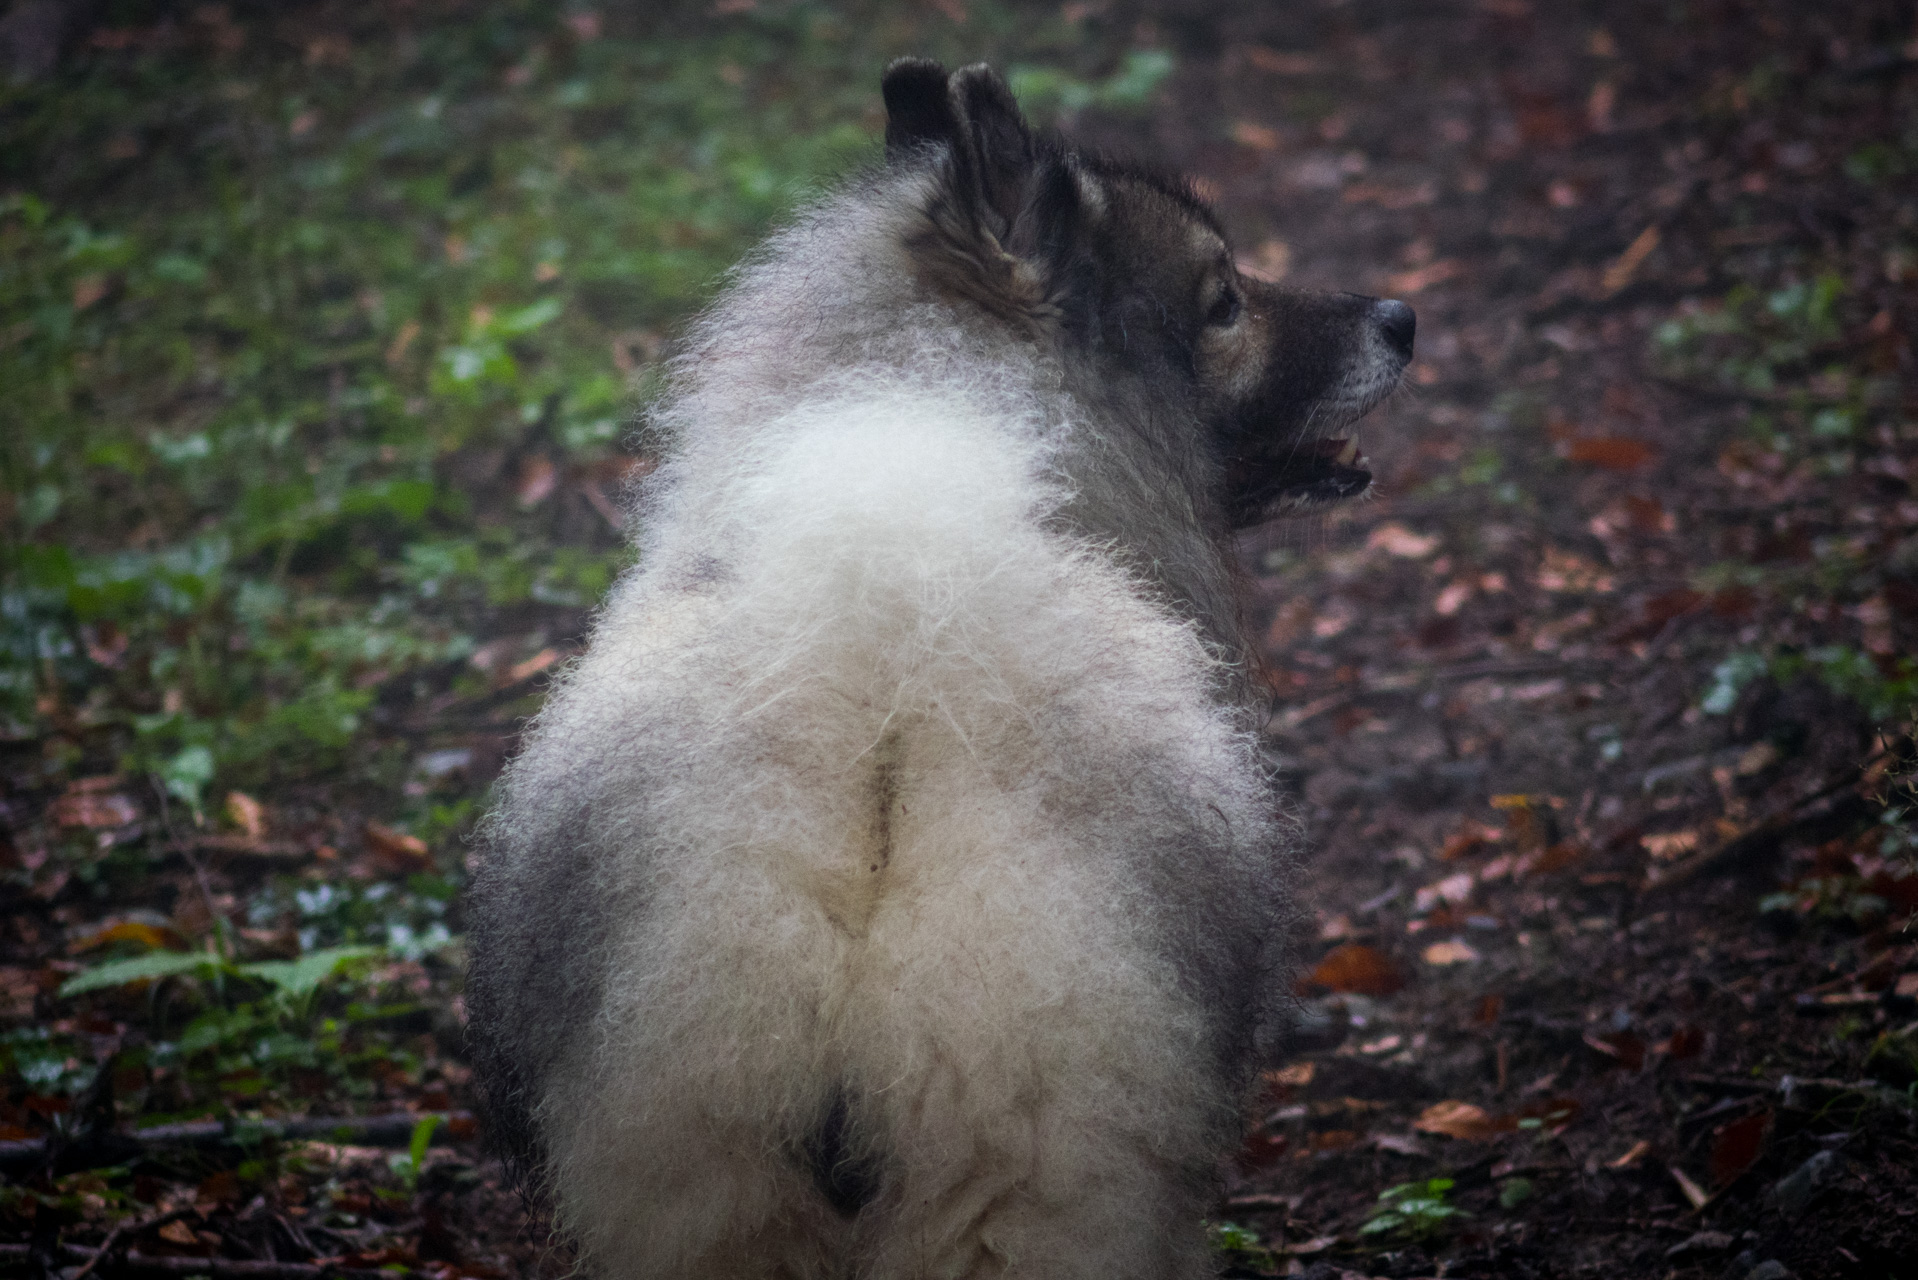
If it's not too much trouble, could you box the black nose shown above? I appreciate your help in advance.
[1374,299,1416,359]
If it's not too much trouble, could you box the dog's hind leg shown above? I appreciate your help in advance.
[539,916,862,1280]
[843,832,1229,1280]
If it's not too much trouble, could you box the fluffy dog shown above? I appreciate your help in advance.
[466,58,1412,1280]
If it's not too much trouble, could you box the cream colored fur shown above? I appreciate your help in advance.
[472,161,1301,1280]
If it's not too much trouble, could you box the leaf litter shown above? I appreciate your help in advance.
[4,2,1918,1280]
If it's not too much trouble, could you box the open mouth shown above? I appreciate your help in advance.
[1265,434,1373,511]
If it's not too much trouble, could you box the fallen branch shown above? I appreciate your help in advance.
[1640,760,1878,892]
[0,1244,394,1280]
[0,1111,475,1176]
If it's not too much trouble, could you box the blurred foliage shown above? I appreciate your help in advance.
[1,0,1171,1127]
[0,0,1164,807]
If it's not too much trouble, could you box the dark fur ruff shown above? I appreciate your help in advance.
[466,58,1408,1280]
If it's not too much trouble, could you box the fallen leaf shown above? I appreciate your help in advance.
[70,919,188,953]
[1422,939,1481,966]
[508,647,562,682]
[1709,1109,1771,1187]
[1439,821,1502,861]
[1309,1129,1359,1151]
[1304,943,1406,996]
[51,780,140,829]
[156,1221,202,1248]
[1669,1164,1710,1211]
[1367,522,1440,558]
[363,822,430,871]
[516,455,558,507]
[1384,258,1465,294]
[1534,547,1615,592]
[1415,1099,1512,1140]
[1641,830,1701,861]
[1564,436,1657,469]
[1265,1062,1316,1089]
[1414,872,1475,913]
[1275,1235,1337,1256]
[225,791,266,840]
[1608,1139,1653,1169]
[1472,994,1504,1026]
[1661,1024,1707,1060]
[1601,224,1661,295]
[1230,120,1281,151]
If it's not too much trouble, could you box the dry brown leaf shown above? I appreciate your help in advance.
[516,455,558,507]
[1230,120,1281,151]
[1709,1109,1771,1187]
[363,822,431,872]
[51,780,139,829]
[225,790,266,840]
[1564,436,1657,469]
[1366,522,1440,558]
[508,647,562,682]
[1422,939,1482,966]
[1265,1062,1315,1089]
[1641,830,1702,861]
[1607,1138,1653,1169]
[1414,1099,1512,1140]
[1384,259,1464,294]
[70,919,188,954]
[1602,224,1661,294]
[1304,943,1406,996]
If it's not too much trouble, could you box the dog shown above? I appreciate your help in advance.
[465,57,1411,1280]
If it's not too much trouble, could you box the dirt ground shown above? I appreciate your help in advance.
[4,1,1916,1278]
[1127,1,1918,1276]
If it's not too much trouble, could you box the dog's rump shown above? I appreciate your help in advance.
[468,389,1292,1276]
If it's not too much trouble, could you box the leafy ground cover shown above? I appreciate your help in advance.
[2,1,1915,1278]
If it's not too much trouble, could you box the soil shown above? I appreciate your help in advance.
[1120,1,1918,1276]
[4,1,1915,1279]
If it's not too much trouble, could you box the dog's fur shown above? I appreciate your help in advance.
[466,59,1410,1280]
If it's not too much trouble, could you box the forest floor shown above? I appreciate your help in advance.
[2,2,1915,1279]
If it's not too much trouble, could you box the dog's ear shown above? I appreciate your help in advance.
[883,59,1034,241]
[885,59,1083,329]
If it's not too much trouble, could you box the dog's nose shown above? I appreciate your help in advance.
[1373,299,1416,359]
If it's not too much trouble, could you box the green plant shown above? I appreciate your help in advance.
[1204,1220,1274,1270]
[389,1114,442,1192]
[1358,1177,1469,1240]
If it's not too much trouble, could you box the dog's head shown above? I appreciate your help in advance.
[882,58,1412,529]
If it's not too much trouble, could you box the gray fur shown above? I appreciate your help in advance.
[466,59,1408,1280]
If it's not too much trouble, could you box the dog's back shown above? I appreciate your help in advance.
[468,57,1409,1280]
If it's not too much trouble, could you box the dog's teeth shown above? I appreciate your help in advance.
[1334,438,1359,466]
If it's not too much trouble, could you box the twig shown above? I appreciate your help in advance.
[70,1210,196,1280]
[0,1244,394,1280]
[0,1111,474,1176]
[1640,754,1881,891]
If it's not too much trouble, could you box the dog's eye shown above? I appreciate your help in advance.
[1206,288,1241,327]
